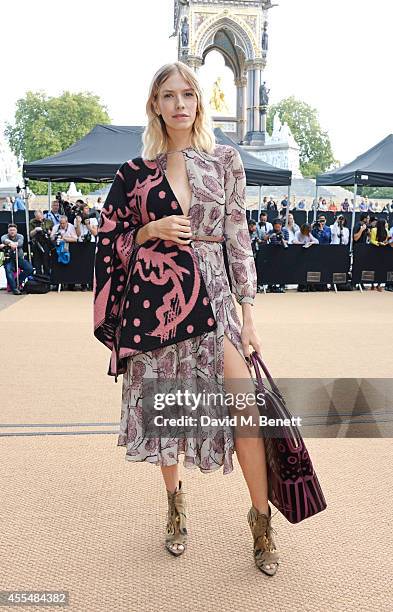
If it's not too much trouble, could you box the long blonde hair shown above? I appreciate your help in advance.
[142,62,216,160]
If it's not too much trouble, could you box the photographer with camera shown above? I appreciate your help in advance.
[266,218,289,293]
[0,224,34,295]
[256,211,272,244]
[50,215,78,245]
[74,203,98,243]
[353,212,370,244]
[312,216,331,244]
[266,218,289,248]
[50,215,77,290]
[53,191,76,223]
[330,214,349,245]
[29,210,54,275]
[74,202,98,291]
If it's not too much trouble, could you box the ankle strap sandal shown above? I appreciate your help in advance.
[247,504,280,576]
[165,480,188,557]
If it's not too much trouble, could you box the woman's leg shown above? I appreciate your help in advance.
[161,464,185,554]
[223,334,280,574]
[161,464,179,494]
[223,334,269,515]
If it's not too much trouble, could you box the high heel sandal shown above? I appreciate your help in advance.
[165,480,188,557]
[247,504,280,576]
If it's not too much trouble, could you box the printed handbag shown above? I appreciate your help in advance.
[250,350,327,524]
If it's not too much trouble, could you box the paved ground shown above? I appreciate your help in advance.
[0,289,392,612]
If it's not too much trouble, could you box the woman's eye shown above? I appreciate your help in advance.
[185,92,194,97]
[164,94,172,98]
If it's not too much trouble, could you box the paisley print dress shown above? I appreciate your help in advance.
[94,144,257,475]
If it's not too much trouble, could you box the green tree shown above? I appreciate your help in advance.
[5,91,111,195]
[266,96,337,177]
[344,185,393,201]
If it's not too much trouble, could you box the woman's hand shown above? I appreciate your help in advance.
[150,215,193,245]
[240,318,263,361]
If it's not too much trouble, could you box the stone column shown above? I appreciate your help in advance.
[235,76,247,143]
[253,67,261,135]
[244,59,266,144]
[245,61,254,135]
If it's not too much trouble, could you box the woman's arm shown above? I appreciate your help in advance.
[223,147,262,357]
[94,162,143,350]
[223,147,257,307]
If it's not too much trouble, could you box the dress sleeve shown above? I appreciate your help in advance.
[223,146,257,306]
[93,161,143,350]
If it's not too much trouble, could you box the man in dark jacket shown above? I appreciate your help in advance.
[0,224,34,294]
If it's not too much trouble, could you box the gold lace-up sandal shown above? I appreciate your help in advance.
[247,504,280,576]
[165,480,188,557]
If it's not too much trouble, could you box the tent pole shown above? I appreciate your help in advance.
[258,186,262,220]
[349,182,358,256]
[314,184,318,224]
[286,185,291,227]
[23,180,32,263]
[48,180,52,210]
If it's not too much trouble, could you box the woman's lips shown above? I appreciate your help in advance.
[173,115,189,119]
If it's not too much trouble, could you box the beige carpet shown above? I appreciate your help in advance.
[0,289,392,612]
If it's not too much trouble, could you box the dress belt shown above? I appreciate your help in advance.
[190,235,225,242]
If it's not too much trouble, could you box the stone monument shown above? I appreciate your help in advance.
[171,0,302,177]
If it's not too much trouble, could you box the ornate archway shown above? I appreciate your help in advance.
[172,0,274,143]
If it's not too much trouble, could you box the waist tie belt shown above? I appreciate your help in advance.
[190,235,225,242]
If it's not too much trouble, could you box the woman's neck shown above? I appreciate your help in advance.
[166,130,192,153]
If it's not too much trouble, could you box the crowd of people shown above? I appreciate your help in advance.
[260,195,393,213]
[2,190,393,295]
[0,193,103,295]
[248,211,393,293]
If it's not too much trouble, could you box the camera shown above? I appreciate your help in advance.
[1,244,12,262]
[54,231,63,246]
[32,222,51,252]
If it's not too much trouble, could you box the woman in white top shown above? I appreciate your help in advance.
[330,215,349,245]
[283,212,300,244]
[293,223,319,246]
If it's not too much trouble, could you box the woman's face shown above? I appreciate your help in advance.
[154,71,198,134]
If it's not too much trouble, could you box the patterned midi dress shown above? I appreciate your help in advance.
[94,144,257,475]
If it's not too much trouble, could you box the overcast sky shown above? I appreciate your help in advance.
[2,0,392,164]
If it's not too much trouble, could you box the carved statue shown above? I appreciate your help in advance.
[209,77,229,114]
[259,81,270,107]
[262,22,268,51]
[181,17,189,47]
[171,0,189,38]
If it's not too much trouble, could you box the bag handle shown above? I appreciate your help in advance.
[250,351,284,401]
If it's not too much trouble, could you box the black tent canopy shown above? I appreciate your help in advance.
[23,125,145,183]
[317,134,393,187]
[23,124,292,187]
[316,134,393,253]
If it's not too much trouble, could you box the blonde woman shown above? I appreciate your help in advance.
[94,62,280,575]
